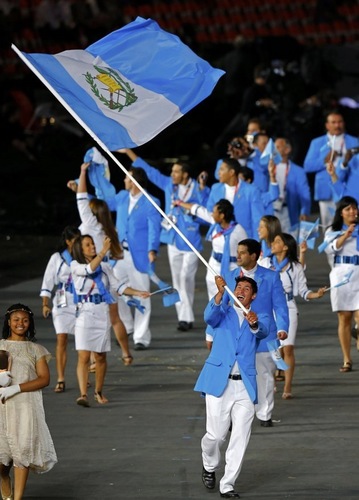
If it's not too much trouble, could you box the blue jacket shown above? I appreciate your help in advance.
[194,299,269,402]
[330,178,359,204]
[223,265,289,353]
[206,181,265,238]
[285,161,311,226]
[334,153,359,203]
[214,152,269,193]
[105,190,161,273]
[247,149,270,193]
[262,183,280,215]
[133,157,209,251]
[303,134,358,200]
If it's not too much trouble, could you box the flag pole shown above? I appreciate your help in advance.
[12,44,248,313]
[329,135,336,162]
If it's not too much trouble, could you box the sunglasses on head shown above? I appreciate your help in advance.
[228,140,243,149]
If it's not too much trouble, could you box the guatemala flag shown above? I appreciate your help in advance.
[12,17,225,150]
[298,218,320,249]
[260,138,282,166]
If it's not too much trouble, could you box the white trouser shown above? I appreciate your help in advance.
[202,380,254,494]
[167,244,198,323]
[274,206,291,233]
[255,351,276,421]
[319,200,336,230]
[120,250,151,347]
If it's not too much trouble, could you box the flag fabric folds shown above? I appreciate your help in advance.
[267,339,289,371]
[333,270,353,289]
[298,218,320,250]
[260,138,282,166]
[325,270,353,292]
[13,17,225,150]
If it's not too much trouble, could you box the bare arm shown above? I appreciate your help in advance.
[335,224,356,250]
[298,240,307,267]
[88,236,112,272]
[122,287,150,298]
[77,162,90,194]
[19,356,50,392]
[42,297,51,318]
[307,287,326,300]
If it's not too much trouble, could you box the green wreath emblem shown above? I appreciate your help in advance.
[84,65,137,111]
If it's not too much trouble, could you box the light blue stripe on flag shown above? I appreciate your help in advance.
[260,138,282,165]
[15,17,225,150]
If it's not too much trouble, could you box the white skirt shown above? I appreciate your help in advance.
[330,264,359,312]
[74,302,111,352]
[51,290,76,334]
[280,303,298,346]
[52,304,76,335]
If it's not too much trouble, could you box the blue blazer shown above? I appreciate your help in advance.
[335,153,359,201]
[206,181,265,238]
[285,161,311,226]
[330,178,359,204]
[303,134,358,200]
[247,149,271,193]
[223,265,289,353]
[194,299,269,402]
[262,183,280,215]
[106,190,161,273]
[134,157,209,251]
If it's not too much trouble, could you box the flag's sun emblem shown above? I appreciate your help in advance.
[84,65,137,111]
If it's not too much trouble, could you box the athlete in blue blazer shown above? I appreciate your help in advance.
[118,148,210,331]
[207,158,265,239]
[220,239,289,427]
[303,112,358,227]
[272,138,312,231]
[304,131,357,201]
[109,189,161,273]
[195,275,269,497]
[195,287,269,402]
[91,167,161,349]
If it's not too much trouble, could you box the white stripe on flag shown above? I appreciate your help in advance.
[54,50,181,145]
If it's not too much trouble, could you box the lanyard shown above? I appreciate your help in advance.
[172,180,193,204]
[81,281,95,301]
[275,162,289,195]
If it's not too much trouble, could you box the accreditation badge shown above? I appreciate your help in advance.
[56,289,67,308]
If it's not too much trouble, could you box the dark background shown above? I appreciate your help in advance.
[1,0,359,242]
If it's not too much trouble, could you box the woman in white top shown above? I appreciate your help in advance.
[257,215,282,261]
[324,196,359,372]
[177,198,247,299]
[71,235,149,406]
[261,233,326,399]
[40,226,80,393]
[73,163,134,366]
